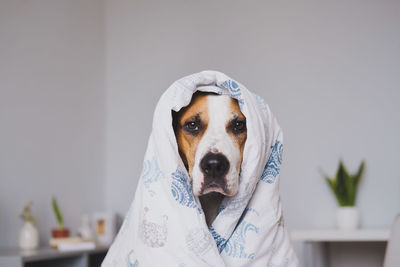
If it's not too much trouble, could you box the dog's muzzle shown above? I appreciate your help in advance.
[199,152,230,194]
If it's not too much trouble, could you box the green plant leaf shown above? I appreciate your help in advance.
[325,176,341,205]
[322,160,365,207]
[336,161,351,206]
[52,197,63,229]
[342,160,356,206]
[354,160,365,187]
[352,160,365,205]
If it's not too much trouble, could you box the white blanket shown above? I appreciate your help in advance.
[102,71,299,267]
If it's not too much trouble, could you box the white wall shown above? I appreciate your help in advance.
[104,0,400,265]
[0,0,105,248]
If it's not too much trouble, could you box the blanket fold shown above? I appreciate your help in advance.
[102,71,299,267]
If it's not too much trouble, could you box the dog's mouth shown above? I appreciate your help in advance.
[200,181,228,196]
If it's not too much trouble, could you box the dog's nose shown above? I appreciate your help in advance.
[200,153,230,178]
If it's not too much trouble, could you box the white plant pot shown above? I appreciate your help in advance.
[19,222,39,250]
[336,206,360,230]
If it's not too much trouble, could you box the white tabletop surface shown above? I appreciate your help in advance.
[291,228,390,242]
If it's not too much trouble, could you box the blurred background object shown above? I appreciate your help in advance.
[324,160,365,229]
[383,214,400,267]
[19,201,39,250]
[1,0,399,266]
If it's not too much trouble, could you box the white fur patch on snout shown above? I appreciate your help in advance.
[192,94,241,197]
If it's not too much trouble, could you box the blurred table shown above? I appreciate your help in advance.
[291,229,390,267]
[0,245,108,267]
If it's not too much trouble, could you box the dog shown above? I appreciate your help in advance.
[173,90,247,226]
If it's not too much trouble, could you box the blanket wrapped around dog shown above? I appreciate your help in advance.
[102,71,299,267]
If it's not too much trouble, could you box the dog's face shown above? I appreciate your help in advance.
[173,91,247,197]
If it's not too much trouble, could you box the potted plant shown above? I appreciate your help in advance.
[19,201,39,250]
[51,197,70,238]
[324,160,365,229]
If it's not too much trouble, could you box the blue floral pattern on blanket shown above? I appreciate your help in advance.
[209,226,227,253]
[224,219,259,259]
[171,168,202,213]
[141,156,163,196]
[127,250,139,267]
[210,208,259,259]
[261,141,283,184]
[219,80,244,108]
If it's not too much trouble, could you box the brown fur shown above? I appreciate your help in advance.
[173,92,209,177]
[228,97,247,170]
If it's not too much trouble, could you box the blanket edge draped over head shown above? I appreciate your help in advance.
[102,70,299,267]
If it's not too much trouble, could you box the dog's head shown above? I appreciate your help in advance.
[173,91,247,197]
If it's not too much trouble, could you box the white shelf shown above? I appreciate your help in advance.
[291,228,390,242]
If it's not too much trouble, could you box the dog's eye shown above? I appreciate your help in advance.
[231,119,246,134]
[187,121,198,130]
[184,121,200,134]
[235,120,245,131]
